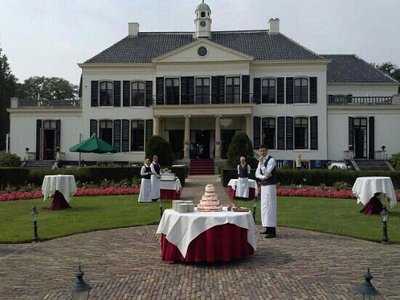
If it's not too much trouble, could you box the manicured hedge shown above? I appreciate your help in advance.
[221,169,400,188]
[0,166,187,189]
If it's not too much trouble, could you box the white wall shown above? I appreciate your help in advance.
[327,84,398,96]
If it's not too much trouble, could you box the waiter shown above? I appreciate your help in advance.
[138,158,152,203]
[236,156,251,198]
[256,144,277,238]
[150,155,161,202]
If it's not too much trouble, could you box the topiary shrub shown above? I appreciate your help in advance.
[227,132,255,168]
[0,152,21,167]
[145,135,174,166]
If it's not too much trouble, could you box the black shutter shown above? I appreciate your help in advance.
[113,81,121,107]
[253,116,261,149]
[123,81,130,107]
[285,117,294,150]
[156,77,164,105]
[211,76,225,104]
[145,81,153,106]
[277,117,285,150]
[277,77,285,104]
[253,78,261,104]
[90,120,98,137]
[36,120,42,160]
[122,120,130,152]
[91,81,98,107]
[369,117,375,159]
[348,117,354,151]
[310,77,317,104]
[181,77,195,104]
[145,119,153,149]
[310,116,318,150]
[113,120,121,152]
[242,75,250,103]
[55,120,61,151]
[286,77,294,104]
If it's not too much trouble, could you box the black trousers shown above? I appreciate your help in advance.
[265,227,276,235]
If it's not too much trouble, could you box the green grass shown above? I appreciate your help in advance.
[1,196,399,244]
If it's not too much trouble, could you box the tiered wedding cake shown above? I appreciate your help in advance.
[197,184,223,212]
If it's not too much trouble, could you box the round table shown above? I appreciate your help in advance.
[156,209,257,263]
[227,179,258,200]
[159,178,182,200]
[352,177,397,215]
[41,175,77,210]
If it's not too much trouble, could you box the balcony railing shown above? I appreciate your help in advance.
[328,95,393,105]
[153,94,259,106]
[10,97,81,109]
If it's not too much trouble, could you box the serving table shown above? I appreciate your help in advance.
[157,209,256,263]
[227,179,258,200]
[352,176,397,215]
[42,175,77,210]
[160,178,182,200]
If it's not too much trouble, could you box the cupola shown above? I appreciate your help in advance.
[194,0,212,38]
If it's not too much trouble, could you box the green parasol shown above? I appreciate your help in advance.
[69,135,116,154]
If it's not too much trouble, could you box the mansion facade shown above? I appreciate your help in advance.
[7,1,400,165]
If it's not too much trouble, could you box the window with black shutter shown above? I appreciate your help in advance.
[195,78,210,104]
[294,117,308,149]
[253,78,261,104]
[286,77,294,104]
[145,81,153,106]
[99,81,114,106]
[156,77,164,105]
[262,78,276,104]
[262,117,276,149]
[90,119,98,137]
[121,120,130,152]
[277,78,285,104]
[165,78,180,105]
[91,81,99,107]
[131,120,145,151]
[123,81,130,107]
[113,120,121,152]
[211,76,225,104]
[145,119,153,147]
[286,117,294,150]
[348,117,354,151]
[310,77,317,104]
[99,120,113,145]
[113,81,121,107]
[131,81,145,106]
[36,120,42,160]
[253,116,261,149]
[181,77,195,104]
[55,120,61,151]
[226,77,240,104]
[369,117,375,159]
[310,116,318,150]
[277,117,285,150]
[294,78,308,103]
[242,75,250,103]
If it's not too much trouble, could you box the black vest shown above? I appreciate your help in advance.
[238,164,249,178]
[142,166,151,179]
[260,156,277,186]
[152,163,161,175]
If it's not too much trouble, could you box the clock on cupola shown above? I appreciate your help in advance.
[195,0,212,38]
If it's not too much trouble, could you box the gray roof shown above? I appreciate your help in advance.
[323,54,398,84]
[84,31,323,64]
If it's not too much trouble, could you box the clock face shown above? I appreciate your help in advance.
[200,21,207,27]
[198,47,208,57]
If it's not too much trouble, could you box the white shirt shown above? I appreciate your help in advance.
[256,155,276,180]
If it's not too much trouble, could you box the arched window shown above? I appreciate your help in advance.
[201,11,206,18]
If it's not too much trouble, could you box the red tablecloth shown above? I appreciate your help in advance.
[227,187,256,200]
[160,223,254,263]
[50,191,71,210]
[160,189,181,200]
[361,196,383,215]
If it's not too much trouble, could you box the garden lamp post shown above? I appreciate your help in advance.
[354,268,379,299]
[32,206,39,242]
[71,265,91,300]
[381,208,389,243]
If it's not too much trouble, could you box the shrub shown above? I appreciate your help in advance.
[0,168,30,188]
[0,153,21,167]
[227,132,255,168]
[390,153,400,170]
[145,135,174,166]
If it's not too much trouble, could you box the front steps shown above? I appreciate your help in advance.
[354,160,393,171]
[189,159,215,175]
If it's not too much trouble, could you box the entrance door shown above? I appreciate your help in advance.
[191,130,211,159]
[221,130,236,159]
[351,118,368,159]
[43,129,56,160]
[169,130,184,159]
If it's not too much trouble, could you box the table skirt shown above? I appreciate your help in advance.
[160,189,181,200]
[50,191,71,210]
[361,196,383,215]
[160,224,254,263]
[227,187,256,200]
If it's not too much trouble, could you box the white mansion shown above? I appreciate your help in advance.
[7,1,400,168]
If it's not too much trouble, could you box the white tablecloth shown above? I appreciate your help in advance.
[160,178,182,192]
[156,209,257,257]
[352,177,397,208]
[42,175,77,203]
[228,179,258,196]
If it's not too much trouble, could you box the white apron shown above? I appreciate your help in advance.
[138,178,152,203]
[260,185,277,227]
[151,175,161,200]
[235,178,250,198]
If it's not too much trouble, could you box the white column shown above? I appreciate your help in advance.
[215,115,221,160]
[246,115,252,139]
[184,115,190,160]
[153,117,160,135]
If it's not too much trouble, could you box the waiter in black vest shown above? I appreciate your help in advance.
[256,144,277,238]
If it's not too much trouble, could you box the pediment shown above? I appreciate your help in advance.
[153,39,253,63]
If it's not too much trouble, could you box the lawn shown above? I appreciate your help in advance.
[1,196,399,243]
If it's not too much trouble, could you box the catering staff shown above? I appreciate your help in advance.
[138,158,152,203]
[150,155,161,201]
[255,144,277,238]
[236,156,251,198]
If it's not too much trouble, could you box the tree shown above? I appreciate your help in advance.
[375,62,400,93]
[227,132,257,168]
[18,76,78,101]
[145,135,174,166]
[0,48,17,151]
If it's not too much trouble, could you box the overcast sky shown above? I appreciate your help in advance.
[1,0,399,85]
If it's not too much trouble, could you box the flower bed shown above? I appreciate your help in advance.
[277,186,354,199]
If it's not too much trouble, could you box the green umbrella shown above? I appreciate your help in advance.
[69,135,116,154]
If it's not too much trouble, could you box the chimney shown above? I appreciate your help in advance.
[128,22,139,37]
[269,18,280,33]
